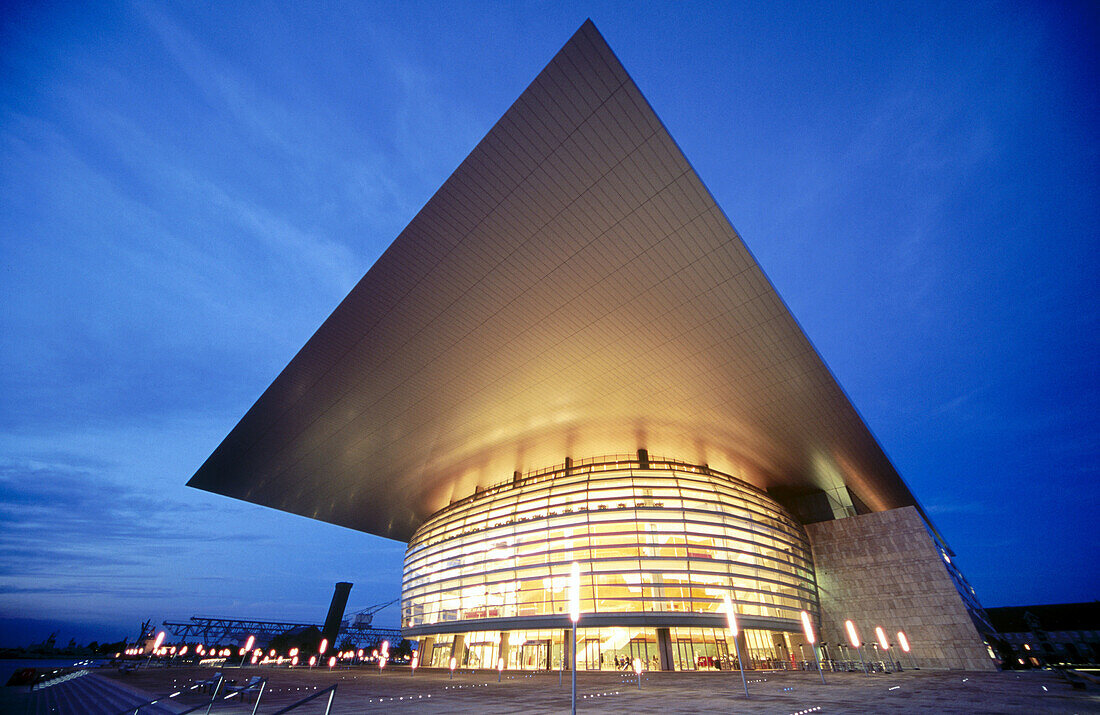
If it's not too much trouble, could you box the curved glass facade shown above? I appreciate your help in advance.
[402,456,817,644]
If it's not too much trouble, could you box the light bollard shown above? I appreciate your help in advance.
[845,620,869,675]
[411,651,418,676]
[449,656,456,679]
[633,657,642,689]
[800,611,826,685]
[498,656,505,682]
[722,592,749,698]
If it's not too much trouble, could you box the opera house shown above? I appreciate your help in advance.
[190,21,998,672]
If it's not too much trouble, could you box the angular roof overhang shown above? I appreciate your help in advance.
[188,20,927,543]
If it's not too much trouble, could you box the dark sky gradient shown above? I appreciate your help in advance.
[1,1,1097,646]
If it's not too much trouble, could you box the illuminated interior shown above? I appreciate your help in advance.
[402,455,817,669]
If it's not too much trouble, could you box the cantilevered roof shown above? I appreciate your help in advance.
[189,20,923,542]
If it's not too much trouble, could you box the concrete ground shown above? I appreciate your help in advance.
[92,664,1099,714]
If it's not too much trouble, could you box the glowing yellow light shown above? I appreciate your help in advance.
[721,592,739,636]
[319,638,328,654]
[289,647,298,657]
[800,611,816,644]
[411,652,419,669]
[633,658,642,675]
[845,620,861,648]
[569,561,581,623]
[153,632,165,650]
[292,656,299,666]
[875,626,889,650]
[498,657,504,671]
[244,635,255,652]
[309,656,316,666]
[357,649,364,658]
[897,631,910,653]
[450,656,457,671]
[328,656,336,668]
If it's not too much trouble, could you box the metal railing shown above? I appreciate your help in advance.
[270,683,337,715]
[111,674,268,715]
[31,669,90,690]
[109,680,205,715]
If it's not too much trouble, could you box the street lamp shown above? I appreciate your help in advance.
[800,611,826,685]
[569,561,580,715]
[411,651,418,677]
[845,620,868,674]
[240,635,254,669]
[897,631,917,669]
[874,627,893,671]
[633,658,642,689]
[449,656,456,679]
[721,592,749,697]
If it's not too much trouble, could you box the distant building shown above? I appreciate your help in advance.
[986,603,1100,667]
[189,21,998,671]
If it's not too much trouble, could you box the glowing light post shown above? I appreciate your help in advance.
[308,655,316,670]
[147,631,165,667]
[722,592,749,698]
[845,620,868,675]
[411,651,419,677]
[449,656,456,680]
[380,640,389,675]
[897,631,917,670]
[800,611,826,685]
[498,656,505,682]
[240,635,255,669]
[569,561,580,715]
[319,638,328,660]
[875,627,894,671]
[633,658,642,690]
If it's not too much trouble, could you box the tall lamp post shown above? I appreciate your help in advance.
[569,561,580,715]
[874,627,893,671]
[845,620,868,674]
[721,593,749,698]
[239,635,255,669]
[897,631,917,670]
[800,611,826,685]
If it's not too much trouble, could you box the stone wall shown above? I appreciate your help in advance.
[806,506,996,671]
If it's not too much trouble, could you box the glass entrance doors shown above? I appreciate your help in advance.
[579,637,601,670]
[521,640,549,670]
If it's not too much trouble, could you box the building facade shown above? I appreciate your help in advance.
[403,455,816,671]
[190,21,998,671]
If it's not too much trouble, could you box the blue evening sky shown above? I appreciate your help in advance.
[1,1,1096,646]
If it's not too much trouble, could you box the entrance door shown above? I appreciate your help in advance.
[521,640,549,670]
[580,638,601,670]
[466,641,495,669]
[675,639,695,670]
[716,639,730,670]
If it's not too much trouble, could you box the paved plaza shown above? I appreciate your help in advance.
[90,664,1099,714]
